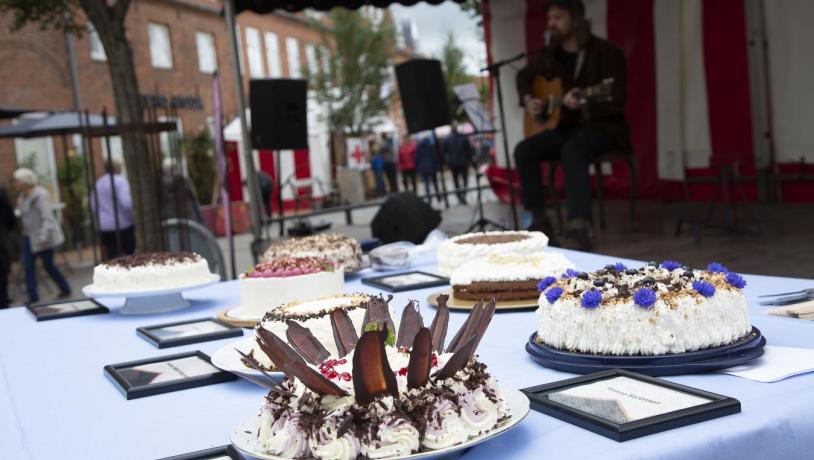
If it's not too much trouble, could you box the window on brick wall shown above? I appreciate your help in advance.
[148,23,173,69]
[264,32,282,77]
[305,44,318,75]
[320,46,331,74]
[235,25,245,74]
[285,37,301,78]
[88,23,106,61]
[245,27,265,78]
[195,31,217,74]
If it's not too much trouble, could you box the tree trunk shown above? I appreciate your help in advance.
[80,0,163,252]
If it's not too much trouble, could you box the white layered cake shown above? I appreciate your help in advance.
[91,251,214,293]
[239,257,345,319]
[450,252,575,301]
[535,261,751,355]
[437,231,549,277]
[263,233,363,272]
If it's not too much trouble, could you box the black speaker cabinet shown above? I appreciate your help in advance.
[249,79,308,150]
[395,59,452,134]
[371,192,441,244]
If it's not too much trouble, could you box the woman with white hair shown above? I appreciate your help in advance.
[12,168,71,304]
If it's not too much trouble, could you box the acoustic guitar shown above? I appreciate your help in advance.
[523,77,615,138]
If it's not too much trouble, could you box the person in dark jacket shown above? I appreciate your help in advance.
[514,0,629,250]
[443,124,474,204]
[0,185,15,308]
[414,134,441,203]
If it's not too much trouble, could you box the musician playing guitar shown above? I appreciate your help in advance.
[514,0,629,250]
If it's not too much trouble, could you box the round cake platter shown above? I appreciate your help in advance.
[230,388,530,460]
[81,274,220,315]
[210,336,283,386]
[525,328,766,377]
[427,289,538,311]
[217,306,262,328]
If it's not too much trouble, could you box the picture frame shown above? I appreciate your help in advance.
[26,298,109,322]
[104,351,236,400]
[361,270,449,292]
[158,445,244,460]
[521,369,740,442]
[137,317,243,349]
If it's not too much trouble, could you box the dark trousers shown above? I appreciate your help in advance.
[22,237,70,303]
[514,126,616,221]
[383,162,399,193]
[421,172,440,201]
[401,170,417,192]
[100,225,136,260]
[0,242,9,308]
[450,166,469,203]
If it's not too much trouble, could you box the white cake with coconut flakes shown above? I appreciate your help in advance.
[436,231,549,277]
[535,261,752,355]
[91,251,215,293]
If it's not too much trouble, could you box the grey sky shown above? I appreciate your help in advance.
[390,3,486,75]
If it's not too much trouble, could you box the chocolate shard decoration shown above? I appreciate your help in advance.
[331,309,359,358]
[286,320,330,365]
[256,327,306,371]
[434,336,477,380]
[353,329,398,405]
[429,294,450,353]
[445,300,482,353]
[362,295,395,335]
[284,360,347,397]
[466,298,496,359]
[407,327,432,389]
[396,300,423,348]
[234,348,290,394]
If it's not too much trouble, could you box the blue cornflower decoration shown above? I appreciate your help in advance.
[725,272,747,289]
[537,276,557,292]
[581,290,602,309]
[661,260,681,271]
[545,286,564,304]
[633,288,657,309]
[707,262,729,274]
[692,280,716,297]
[562,268,580,279]
[614,262,627,272]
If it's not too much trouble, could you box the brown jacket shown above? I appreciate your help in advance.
[516,35,630,149]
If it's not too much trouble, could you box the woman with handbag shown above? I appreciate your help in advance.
[12,168,71,305]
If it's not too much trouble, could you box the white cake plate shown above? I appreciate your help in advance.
[81,274,220,315]
[231,389,530,460]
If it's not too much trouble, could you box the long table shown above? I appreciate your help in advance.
[2,249,814,459]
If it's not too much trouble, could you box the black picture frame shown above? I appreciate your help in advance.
[361,270,449,292]
[26,298,109,322]
[104,351,236,400]
[158,445,244,460]
[521,369,740,442]
[137,318,243,349]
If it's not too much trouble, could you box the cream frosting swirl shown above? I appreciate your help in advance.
[258,409,310,458]
[310,419,361,460]
[459,389,501,437]
[420,398,469,449]
[361,416,420,459]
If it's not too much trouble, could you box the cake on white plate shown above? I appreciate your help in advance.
[263,233,364,272]
[91,251,215,293]
[239,257,344,319]
[535,261,751,355]
[436,231,549,277]
[240,294,511,460]
[451,252,575,301]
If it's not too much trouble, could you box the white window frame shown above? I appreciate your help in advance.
[195,31,217,74]
[264,32,282,77]
[148,22,173,69]
[245,27,265,78]
[304,43,318,74]
[88,23,106,62]
[285,36,302,78]
[320,46,331,74]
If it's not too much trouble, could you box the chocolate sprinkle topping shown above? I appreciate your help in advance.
[103,251,199,268]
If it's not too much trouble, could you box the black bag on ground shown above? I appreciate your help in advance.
[371,192,441,244]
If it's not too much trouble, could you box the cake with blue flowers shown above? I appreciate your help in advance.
[535,262,751,355]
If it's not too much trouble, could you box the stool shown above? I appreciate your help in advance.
[547,149,638,231]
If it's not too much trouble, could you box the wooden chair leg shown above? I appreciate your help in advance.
[594,162,607,230]
[548,163,563,232]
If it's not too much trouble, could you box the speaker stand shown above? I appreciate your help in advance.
[275,149,285,237]
[466,163,506,233]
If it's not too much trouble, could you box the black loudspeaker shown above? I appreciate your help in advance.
[371,192,441,244]
[249,79,308,150]
[395,59,452,134]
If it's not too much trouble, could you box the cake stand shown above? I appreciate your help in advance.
[82,274,220,315]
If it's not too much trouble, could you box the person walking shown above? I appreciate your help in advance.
[379,133,399,194]
[415,134,441,202]
[443,124,474,204]
[12,168,71,305]
[91,158,135,260]
[0,185,15,308]
[397,134,418,192]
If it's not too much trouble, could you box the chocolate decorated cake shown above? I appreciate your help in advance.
[263,233,363,272]
[91,251,215,292]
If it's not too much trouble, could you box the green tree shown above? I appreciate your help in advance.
[309,9,395,136]
[440,32,473,123]
[0,0,162,251]
[459,0,484,28]
[181,129,215,206]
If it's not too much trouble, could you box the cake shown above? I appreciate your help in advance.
[91,251,215,292]
[263,233,363,272]
[244,294,375,371]
[451,253,575,301]
[535,261,751,355]
[239,257,345,319]
[436,231,549,277]
[241,294,510,459]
